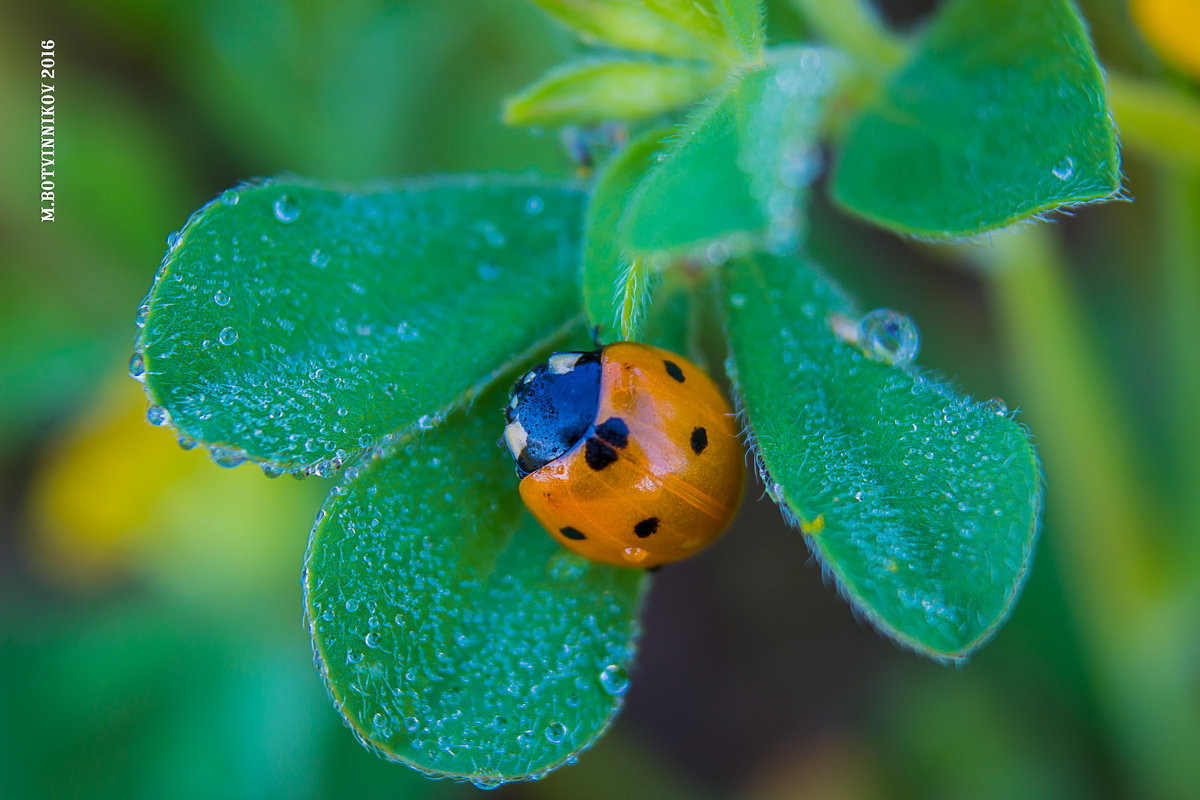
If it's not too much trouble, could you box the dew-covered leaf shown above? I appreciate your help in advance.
[503,59,719,127]
[722,252,1041,659]
[304,380,648,785]
[831,0,1120,238]
[582,128,673,343]
[528,0,739,62]
[135,176,583,474]
[621,48,840,258]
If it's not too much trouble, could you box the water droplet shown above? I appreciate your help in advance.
[403,716,420,732]
[128,352,145,380]
[220,189,239,206]
[517,731,535,750]
[345,597,360,612]
[135,303,150,328]
[213,289,230,306]
[599,664,630,696]
[364,631,380,648]
[176,435,197,450]
[525,195,544,215]
[210,446,246,468]
[372,713,387,730]
[1052,156,1075,181]
[729,292,747,309]
[218,326,239,346]
[479,221,506,248]
[565,693,581,708]
[396,321,420,341]
[166,231,181,251]
[146,405,169,426]
[856,308,920,366]
[621,546,648,564]
[477,262,501,281]
[987,398,1009,416]
[545,721,567,744]
[310,248,330,268]
[273,194,300,223]
[705,241,730,265]
[548,552,589,583]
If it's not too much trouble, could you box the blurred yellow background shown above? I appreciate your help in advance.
[1,1,1198,799]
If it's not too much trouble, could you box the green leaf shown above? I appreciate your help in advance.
[722,252,1042,659]
[582,128,674,343]
[622,48,841,258]
[136,176,583,475]
[528,0,740,62]
[712,0,766,55]
[503,59,719,127]
[304,380,648,785]
[831,0,1120,239]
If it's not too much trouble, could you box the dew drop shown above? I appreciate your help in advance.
[372,713,388,731]
[729,292,747,309]
[220,189,239,206]
[128,352,145,380]
[213,289,231,307]
[166,231,181,251]
[987,398,1009,416]
[273,194,300,223]
[621,546,648,564]
[135,303,150,328]
[364,631,380,649]
[146,405,169,426]
[705,241,730,266]
[599,664,630,696]
[345,597,360,612]
[548,552,589,583]
[218,326,239,345]
[525,195,544,215]
[1052,156,1075,181]
[517,731,535,750]
[310,248,330,268]
[396,321,420,341]
[857,308,920,366]
[545,721,567,744]
[210,446,246,468]
[477,262,501,281]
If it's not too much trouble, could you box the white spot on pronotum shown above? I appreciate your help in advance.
[547,353,582,375]
[503,421,529,458]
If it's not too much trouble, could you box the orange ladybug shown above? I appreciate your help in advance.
[501,342,745,568]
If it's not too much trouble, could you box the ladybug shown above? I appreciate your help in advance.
[501,342,745,568]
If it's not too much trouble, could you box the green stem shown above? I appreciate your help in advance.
[1158,173,1200,565]
[790,0,907,74]
[983,226,1200,800]
[1107,71,1200,172]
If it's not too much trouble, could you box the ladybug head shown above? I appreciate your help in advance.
[502,350,601,478]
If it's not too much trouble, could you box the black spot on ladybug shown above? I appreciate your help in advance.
[585,437,618,470]
[690,426,708,455]
[560,526,587,540]
[634,517,659,538]
[664,360,685,382]
[595,417,629,449]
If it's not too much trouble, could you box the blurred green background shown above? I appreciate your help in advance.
[1,1,1197,798]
